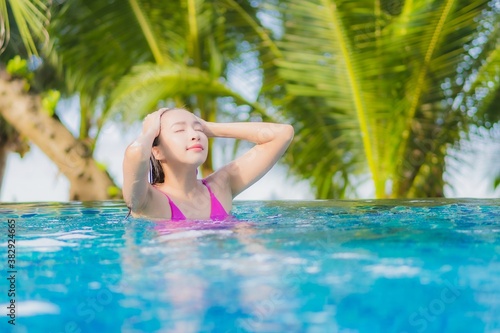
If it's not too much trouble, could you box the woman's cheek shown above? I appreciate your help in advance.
[163,136,184,158]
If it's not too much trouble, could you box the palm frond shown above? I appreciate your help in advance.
[0,0,49,55]
[222,0,282,59]
[271,0,387,196]
[389,0,490,178]
[106,63,269,122]
[47,0,154,97]
[0,0,9,54]
[266,0,496,198]
[128,0,171,65]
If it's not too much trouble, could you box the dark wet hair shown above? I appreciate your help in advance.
[127,149,163,218]
[149,135,165,184]
[126,109,170,218]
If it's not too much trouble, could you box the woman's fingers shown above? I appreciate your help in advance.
[157,107,170,115]
[193,114,211,136]
[142,109,164,136]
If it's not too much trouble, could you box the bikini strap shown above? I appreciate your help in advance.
[155,187,186,220]
[201,179,229,220]
[155,182,228,221]
[167,195,186,220]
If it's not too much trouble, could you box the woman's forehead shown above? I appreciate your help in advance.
[161,109,196,125]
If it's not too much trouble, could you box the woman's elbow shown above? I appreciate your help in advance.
[123,190,146,213]
[122,182,138,211]
[122,187,132,209]
[124,142,147,162]
[282,124,294,143]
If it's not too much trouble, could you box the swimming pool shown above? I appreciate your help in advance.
[1,199,499,333]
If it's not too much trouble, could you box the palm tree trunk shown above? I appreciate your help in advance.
[0,68,120,201]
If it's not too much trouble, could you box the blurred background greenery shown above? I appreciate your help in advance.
[0,0,499,200]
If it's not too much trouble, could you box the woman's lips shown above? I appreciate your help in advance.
[187,144,203,151]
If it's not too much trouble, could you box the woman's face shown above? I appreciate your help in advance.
[154,109,208,166]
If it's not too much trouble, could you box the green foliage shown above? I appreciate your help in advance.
[47,0,270,112]
[2,0,279,196]
[106,185,121,198]
[107,64,268,122]
[4,0,499,199]
[265,0,500,198]
[41,89,60,117]
[0,0,49,56]
[96,161,107,172]
[6,55,29,76]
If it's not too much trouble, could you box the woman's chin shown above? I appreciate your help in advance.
[183,158,207,168]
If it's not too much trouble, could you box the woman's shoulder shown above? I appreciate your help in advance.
[202,172,233,203]
[202,170,231,191]
[130,184,172,220]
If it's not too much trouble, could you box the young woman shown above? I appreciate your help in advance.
[123,107,294,220]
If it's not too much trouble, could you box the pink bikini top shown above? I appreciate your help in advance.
[159,179,229,221]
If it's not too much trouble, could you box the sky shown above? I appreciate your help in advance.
[1,109,499,202]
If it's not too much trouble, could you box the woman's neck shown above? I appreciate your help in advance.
[159,163,200,197]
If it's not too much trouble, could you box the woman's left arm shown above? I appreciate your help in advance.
[202,120,294,197]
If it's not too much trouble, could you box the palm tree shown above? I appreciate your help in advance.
[264,0,500,198]
[46,0,280,177]
[0,1,39,195]
[0,0,119,200]
[1,0,279,199]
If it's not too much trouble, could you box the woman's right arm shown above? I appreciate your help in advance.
[122,110,163,211]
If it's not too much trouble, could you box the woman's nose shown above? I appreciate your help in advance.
[190,129,200,140]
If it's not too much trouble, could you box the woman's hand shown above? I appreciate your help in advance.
[142,108,169,137]
[194,114,213,137]
[123,108,171,214]
[208,121,294,198]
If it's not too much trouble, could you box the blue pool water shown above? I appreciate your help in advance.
[1,199,499,333]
